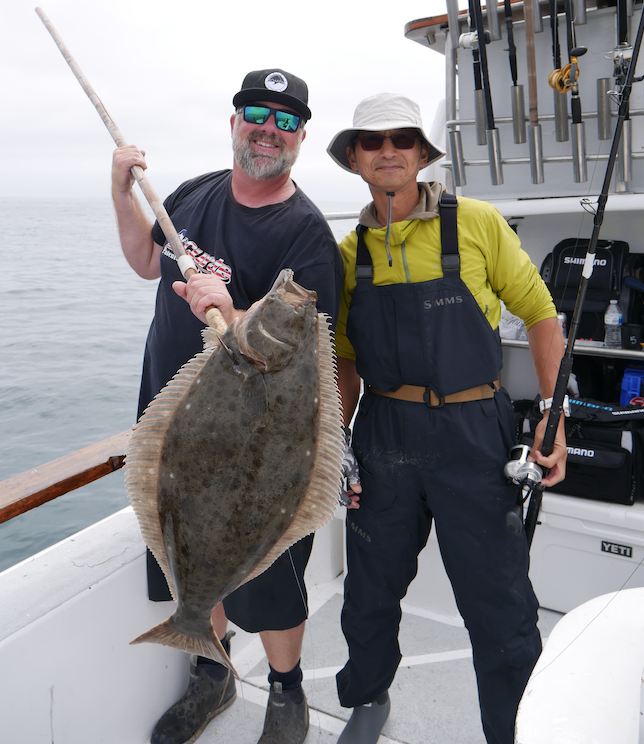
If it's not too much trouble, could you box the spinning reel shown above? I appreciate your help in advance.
[503,444,544,536]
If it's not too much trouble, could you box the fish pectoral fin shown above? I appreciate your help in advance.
[242,370,268,417]
[130,617,239,678]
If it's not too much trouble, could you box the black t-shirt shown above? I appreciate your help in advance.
[138,169,343,417]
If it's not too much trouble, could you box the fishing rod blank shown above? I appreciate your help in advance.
[462,0,488,146]
[35,7,227,334]
[564,0,588,182]
[549,0,570,142]
[505,0,527,143]
[616,0,633,186]
[521,3,644,546]
[471,0,504,184]
[525,0,545,183]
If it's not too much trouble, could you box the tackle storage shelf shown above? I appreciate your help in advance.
[502,338,644,360]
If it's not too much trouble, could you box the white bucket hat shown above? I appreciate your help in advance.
[327,92,444,173]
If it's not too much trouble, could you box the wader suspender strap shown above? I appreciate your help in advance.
[355,224,373,280]
[438,192,460,272]
[354,192,460,280]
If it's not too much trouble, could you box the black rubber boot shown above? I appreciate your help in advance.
[257,682,309,744]
[337,693,391,744]
[151,631,237,744]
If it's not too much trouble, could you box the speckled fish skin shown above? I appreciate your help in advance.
[159,281,319,631]
[126,270,343,673]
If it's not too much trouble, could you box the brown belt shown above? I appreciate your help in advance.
[370,379,500,408]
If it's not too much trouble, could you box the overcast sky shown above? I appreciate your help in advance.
[1,0,448,206]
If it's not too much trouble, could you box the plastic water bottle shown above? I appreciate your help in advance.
[604,300,623,348]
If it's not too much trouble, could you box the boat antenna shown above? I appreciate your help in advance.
[504,0,527,144]
[34,7,227,334]
[517,5,644,546]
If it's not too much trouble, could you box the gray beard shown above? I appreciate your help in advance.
[232,120,301,180]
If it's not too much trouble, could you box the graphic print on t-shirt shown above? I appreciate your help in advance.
[162,229,232,283]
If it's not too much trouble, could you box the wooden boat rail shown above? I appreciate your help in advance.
[0,430,131,525]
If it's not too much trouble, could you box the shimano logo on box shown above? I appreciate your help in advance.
[567,446,595,457]
[563,256,607,266]
[601,541,633,558]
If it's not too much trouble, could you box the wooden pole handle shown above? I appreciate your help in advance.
[35,7,227,334]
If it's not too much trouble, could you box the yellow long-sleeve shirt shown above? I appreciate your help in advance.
[335,195,556,361]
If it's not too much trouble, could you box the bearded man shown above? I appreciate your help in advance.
[111,69,343,744]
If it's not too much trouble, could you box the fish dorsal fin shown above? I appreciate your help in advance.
[125,341,220,600]
[239,313,343,586]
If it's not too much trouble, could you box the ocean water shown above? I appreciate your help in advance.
[0,197,359,573]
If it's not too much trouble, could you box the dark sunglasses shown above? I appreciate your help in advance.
[241,105,302,132]
[356,131,419,151]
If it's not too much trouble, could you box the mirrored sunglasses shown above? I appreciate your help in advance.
[241,105,301,133]
[356,131,419,151]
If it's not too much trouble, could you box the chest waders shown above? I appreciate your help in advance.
[337,194,541,744]
[346,193,502,400]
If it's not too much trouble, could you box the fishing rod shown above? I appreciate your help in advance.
[549,0,569,141]
[35,7,227,334]
[615,0,633,185]
[506,3,644,545]
[446,0,468,187]
[471,0,504,184]
[565,0,588,182]
[525,0,544,183]
[554,0,588,181]
[504,0,527,143]
[462,0,489,146]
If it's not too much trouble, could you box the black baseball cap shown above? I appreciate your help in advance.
[233,69,312,121]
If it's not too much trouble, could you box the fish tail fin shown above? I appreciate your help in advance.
[130,618,238,678]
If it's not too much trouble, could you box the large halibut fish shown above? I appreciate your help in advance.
[125,269,344,674]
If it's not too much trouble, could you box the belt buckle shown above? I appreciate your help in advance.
[423,387,445,409]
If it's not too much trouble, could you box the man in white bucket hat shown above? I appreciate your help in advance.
[328,93,567,744]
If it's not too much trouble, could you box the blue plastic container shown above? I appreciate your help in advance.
[620,367,644,406]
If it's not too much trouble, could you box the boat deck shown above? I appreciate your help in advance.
[199,576,562,744]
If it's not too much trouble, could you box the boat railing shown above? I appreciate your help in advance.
[322,212,360,221]
[0,430,131,525]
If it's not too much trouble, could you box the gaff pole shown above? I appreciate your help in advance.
[523,5,644,545]
[35,7,227,333]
